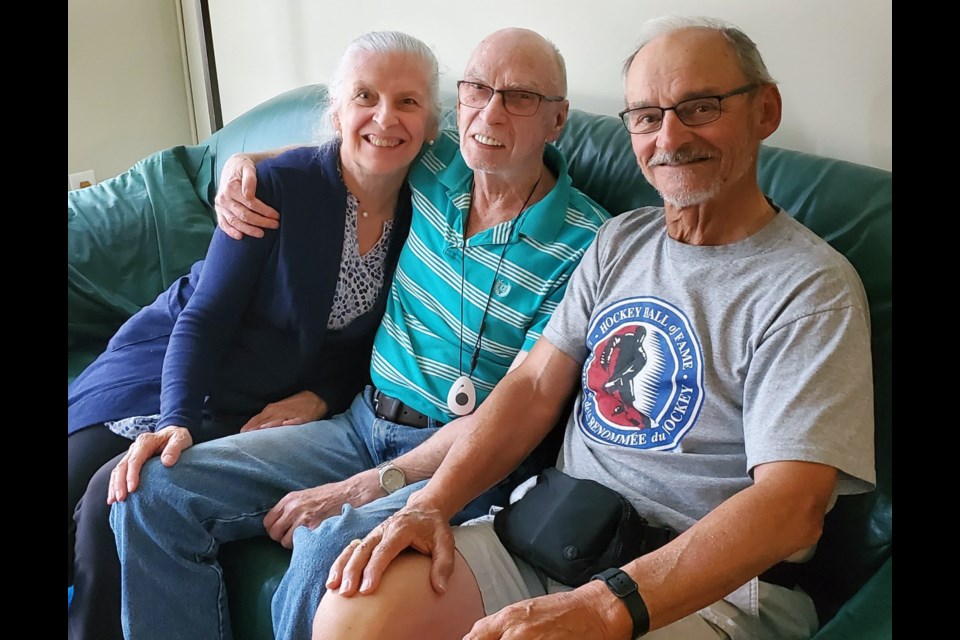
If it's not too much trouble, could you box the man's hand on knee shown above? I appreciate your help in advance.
[326,503,456,597]
[263,470,382,549]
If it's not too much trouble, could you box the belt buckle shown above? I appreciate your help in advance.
[374,391,399,422]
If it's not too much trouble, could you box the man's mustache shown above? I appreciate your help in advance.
[648,148,715,166]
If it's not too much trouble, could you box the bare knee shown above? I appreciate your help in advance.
[312,551,484,640]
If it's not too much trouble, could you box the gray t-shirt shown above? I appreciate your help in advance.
[542,207,876,536]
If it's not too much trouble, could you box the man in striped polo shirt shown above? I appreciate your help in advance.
[111,28,610,640]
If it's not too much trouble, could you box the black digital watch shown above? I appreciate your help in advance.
[591,567,650,639]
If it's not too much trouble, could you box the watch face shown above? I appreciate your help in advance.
[381,467,405,493]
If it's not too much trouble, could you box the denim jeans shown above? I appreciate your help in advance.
[111,387,476,640]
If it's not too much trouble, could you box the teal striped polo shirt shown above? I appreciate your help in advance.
[370,129,610,422]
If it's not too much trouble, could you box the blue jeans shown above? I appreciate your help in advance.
[111,388,494,640]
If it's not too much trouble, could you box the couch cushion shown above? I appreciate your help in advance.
[67,145,216,383]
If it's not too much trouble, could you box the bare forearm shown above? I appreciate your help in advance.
[246,145,306,165]
[388,420,463,483]
[331,416,497,513]
[609,462,837,632]
[335,416,504,512]
[411,349,578,518]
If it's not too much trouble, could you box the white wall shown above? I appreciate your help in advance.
[207,0,891,171]
[68,0,196,187]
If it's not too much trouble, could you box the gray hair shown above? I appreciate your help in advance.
[316,31,441,142]
[622,16,777,87]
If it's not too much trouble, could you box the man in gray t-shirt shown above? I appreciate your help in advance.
[550,206,874,541]
[316,16,876,640]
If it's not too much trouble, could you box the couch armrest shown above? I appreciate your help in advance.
[67,145,216,383]
[812,556,892,640]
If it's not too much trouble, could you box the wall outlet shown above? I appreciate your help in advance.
[69,170,97,190]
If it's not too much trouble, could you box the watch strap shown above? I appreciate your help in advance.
[591,568,649,638]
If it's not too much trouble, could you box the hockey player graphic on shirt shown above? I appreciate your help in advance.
[598,326,653,428]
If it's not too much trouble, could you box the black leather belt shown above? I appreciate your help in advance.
[373,390,443,429]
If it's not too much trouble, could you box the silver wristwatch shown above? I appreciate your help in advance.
[377,461,406,494]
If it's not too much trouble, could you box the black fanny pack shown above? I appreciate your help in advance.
[492,467,676,587]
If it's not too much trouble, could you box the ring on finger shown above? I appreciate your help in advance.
[348,538,363,548]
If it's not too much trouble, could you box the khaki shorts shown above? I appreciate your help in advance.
[453,515,819,640]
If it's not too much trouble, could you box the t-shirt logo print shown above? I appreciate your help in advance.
[580,297,704,450]
[598,325,651,427]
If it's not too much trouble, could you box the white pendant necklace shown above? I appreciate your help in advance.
[447,375,477,416]
[448,171,542,416]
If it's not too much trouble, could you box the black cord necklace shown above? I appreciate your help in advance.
[448,169,543,415]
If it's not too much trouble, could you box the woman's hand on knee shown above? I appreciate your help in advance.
[107,427,193,504]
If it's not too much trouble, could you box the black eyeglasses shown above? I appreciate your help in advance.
[457,80,565,117]
[618,83,759,134]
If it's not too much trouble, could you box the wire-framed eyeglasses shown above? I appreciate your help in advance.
[618,83,759,134]
[457,80,565,117]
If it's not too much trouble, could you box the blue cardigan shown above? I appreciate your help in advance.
[67,143,411,435]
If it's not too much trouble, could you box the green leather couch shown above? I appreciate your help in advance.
[68,84,892,639]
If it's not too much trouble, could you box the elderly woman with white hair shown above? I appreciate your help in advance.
[67,30,440,640]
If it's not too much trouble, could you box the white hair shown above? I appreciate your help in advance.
[315,31,441,142]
